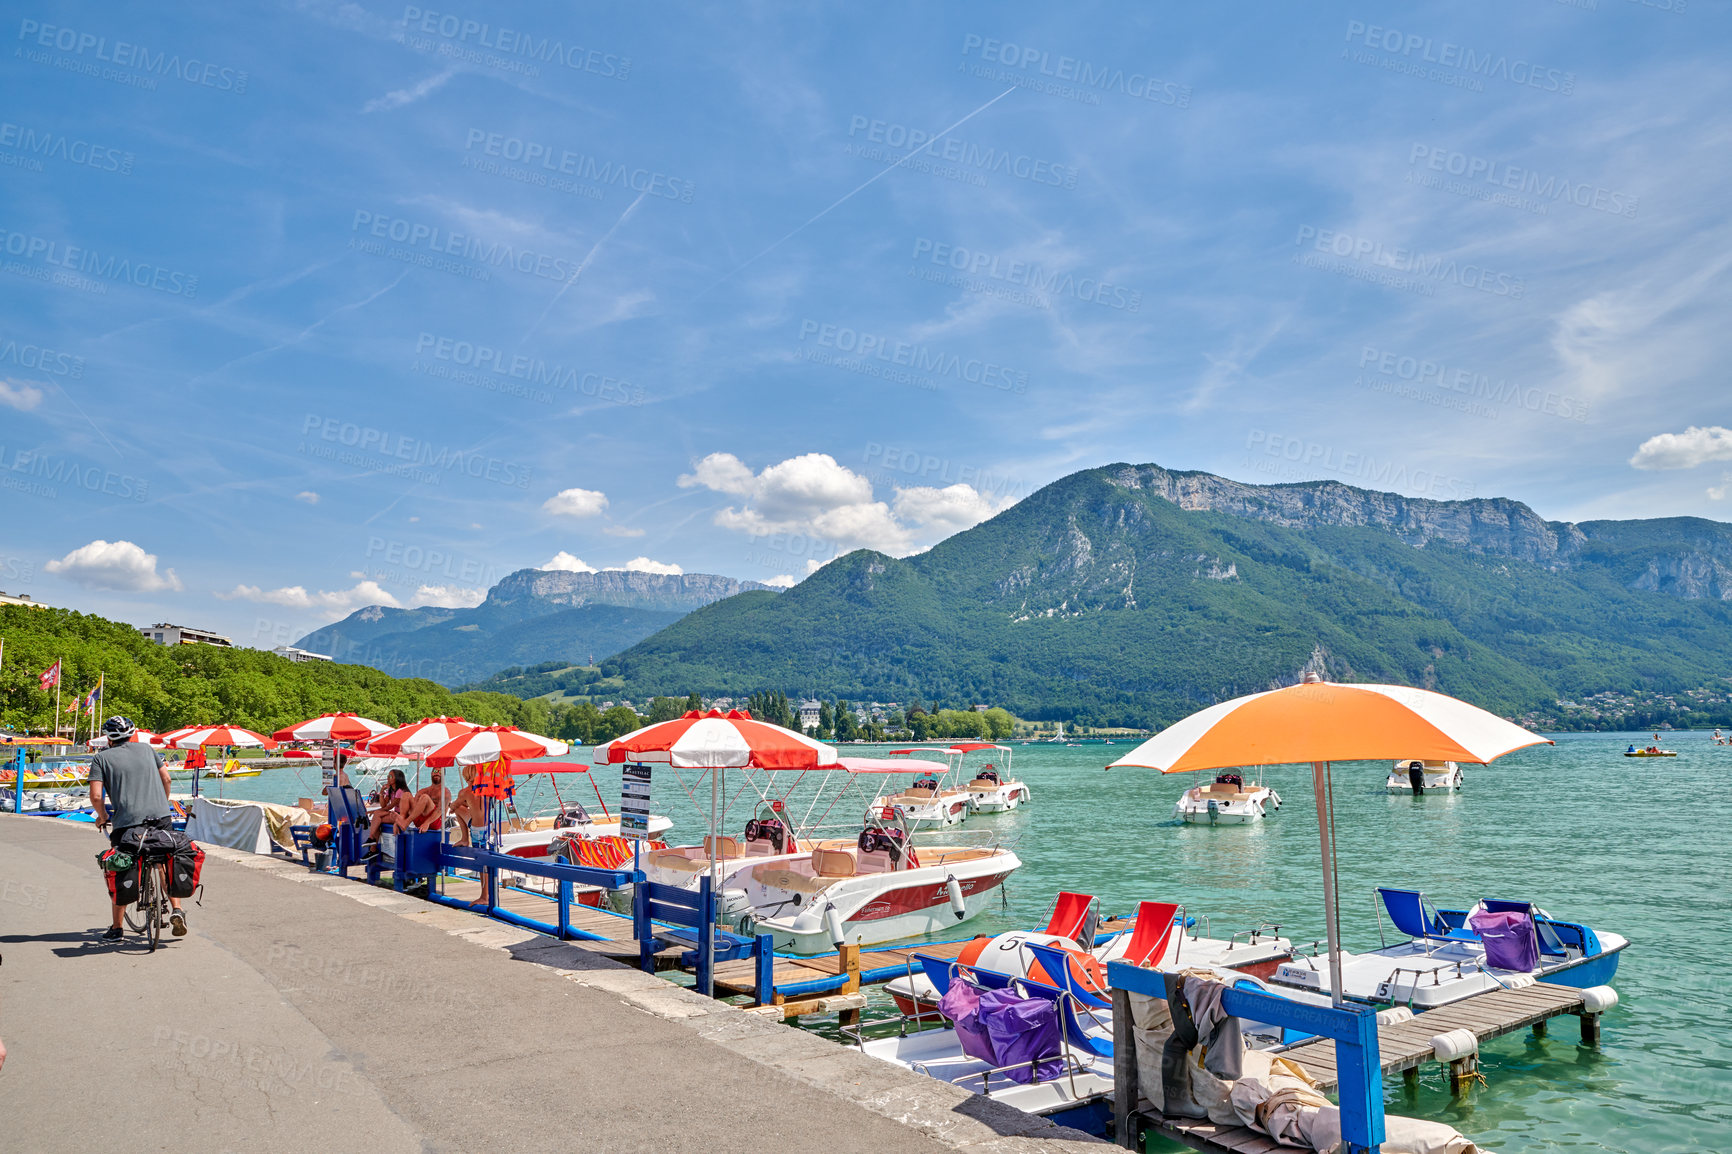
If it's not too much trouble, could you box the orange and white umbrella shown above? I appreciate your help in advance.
[166,725,279,750]
[1107,679,1549,773]
[359,716,476,758]
[422,725,567,768]
[595,709,837,770]
[271,712,393,743]
[1109,674,1551,1005]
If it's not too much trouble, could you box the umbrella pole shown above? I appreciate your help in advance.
[1311,760,1345,1007]
[705,765,721,997]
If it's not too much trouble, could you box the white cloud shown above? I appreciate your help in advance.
[363,67,456,113]
[0,379,44,412]
[603,525,646,537]
[218,580,399,615]
[540,551,597,573]
[1709,474,1731,501]
[295,490,320,505]
[542,487,610,518]
[681,451,1019,556]
[1629,426,1732,471]
[45,540,181,592]
[763,574,797,588]
[408,584,486,608]
[892,484,1018,536]
[619,557,683,575]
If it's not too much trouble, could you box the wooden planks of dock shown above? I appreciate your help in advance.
[1278,981,1588,1091]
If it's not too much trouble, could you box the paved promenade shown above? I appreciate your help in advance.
[0,815,1097,1153]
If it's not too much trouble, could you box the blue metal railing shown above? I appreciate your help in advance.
[1107,959,1385,1153]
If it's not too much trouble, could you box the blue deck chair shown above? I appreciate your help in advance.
[1378,887,1477,946]
[1055,991,1113,1060]
[1025,942,1111,1010]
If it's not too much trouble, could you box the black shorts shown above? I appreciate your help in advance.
[111,814,174,848]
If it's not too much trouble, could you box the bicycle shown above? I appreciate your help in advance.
[121,854,172,952]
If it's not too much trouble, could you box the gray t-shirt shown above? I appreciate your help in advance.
[89,741,171,829]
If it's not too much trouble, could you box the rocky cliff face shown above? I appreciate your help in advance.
[487,568,772,613]
[1107,464,1587,565]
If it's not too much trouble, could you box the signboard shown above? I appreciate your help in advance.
[620,762,651,841]
[320,749,338,789]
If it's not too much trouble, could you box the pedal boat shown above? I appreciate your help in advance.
[1387,759,1462,793]
[1269,887,1626,1009]
[1173,771,1279,824]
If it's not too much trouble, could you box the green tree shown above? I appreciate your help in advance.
[834,699,858,743]
[982,707,1015,740]
[817,700,834,740]
[600,705,644,740]
[684,691,703,712]
[646,696,684,723]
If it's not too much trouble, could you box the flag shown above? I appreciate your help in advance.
[84,684,102,713]
[39,660,60,689]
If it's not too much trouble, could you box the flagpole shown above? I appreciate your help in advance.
[53,655,62,747]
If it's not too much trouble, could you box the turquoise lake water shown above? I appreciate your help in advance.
[209,731,1727,1152]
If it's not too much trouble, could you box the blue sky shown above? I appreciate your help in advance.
[3,1,1729,648]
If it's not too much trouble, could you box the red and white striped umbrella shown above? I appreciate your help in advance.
[359,716,477,758]
[271,712,393,743]
[595,709,837,769]
[153,725,202,746]
[422,725,568,768]
[166,725,279,750]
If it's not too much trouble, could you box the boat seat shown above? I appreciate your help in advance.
[812,847,857,878]
[744,838,781,856]
[967,778,999,790]
[703,835,741,857]
[855,849,895,874]
[1379,887,1477,944]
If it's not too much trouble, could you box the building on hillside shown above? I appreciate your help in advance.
[141,623,233,648]
[273,645,332,663]
[798,699,822,731]
[971,703,989,712]
[709,697,733,710]
[0,591,47,609]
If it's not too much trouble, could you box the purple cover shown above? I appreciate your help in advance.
[938,980,998,1067]
[1470,909,1540,972]
[978,988,1062,1084]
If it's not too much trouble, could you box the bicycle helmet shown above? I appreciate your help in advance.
[102,716,136,741]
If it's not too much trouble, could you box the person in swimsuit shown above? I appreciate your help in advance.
[450,765,485,845]
[404,769,448,832]
[366,769,414,840]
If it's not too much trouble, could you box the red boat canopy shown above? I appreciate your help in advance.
[507,761,592,776]
[786,757,950,774]
[947,743,1010,753]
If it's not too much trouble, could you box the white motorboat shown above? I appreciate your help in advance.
[866,751,973,829]
[949,743,1031,813]
[1173,771,1280,824]
[736,807,1020,954]
[1386,759,1461,793]
[1269,886,1626,1008]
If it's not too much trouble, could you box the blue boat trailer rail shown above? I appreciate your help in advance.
[1107,959,1386,1154]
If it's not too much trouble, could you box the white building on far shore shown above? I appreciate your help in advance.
[273,645,332,663]
[141,623,233,647]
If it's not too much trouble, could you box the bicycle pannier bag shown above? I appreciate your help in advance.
[168,843,205,899]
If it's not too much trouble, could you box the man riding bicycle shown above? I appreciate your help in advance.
[89,716,186,941]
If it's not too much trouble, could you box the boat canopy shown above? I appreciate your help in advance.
[796,757,951,774]
[506,761,592,775]
[946,743,1011,754]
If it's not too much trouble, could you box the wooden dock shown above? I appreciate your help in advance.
[1125,982,1600,1153]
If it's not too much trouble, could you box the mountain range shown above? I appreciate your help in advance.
[586,463,1732,727]
[295,569,772,687]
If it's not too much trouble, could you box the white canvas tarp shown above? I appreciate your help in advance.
[185,797,314,854]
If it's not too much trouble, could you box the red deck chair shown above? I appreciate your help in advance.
[1043,891,1097,943]
[1120,901,1183,968]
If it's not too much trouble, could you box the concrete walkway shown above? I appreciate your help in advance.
[0,815,1098,1153]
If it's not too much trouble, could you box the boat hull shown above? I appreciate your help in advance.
[967,783,1030,813]
[748,853,1021,954]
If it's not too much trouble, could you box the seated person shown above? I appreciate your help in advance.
[366,769,415,840]
[403,770,448,832]
[450,765,484,845]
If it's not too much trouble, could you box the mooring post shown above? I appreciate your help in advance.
[1112,986,1137,1149]
[1581,1012,1601,1046]
[1532,1017,1547,1038]
[838,943,862,1027]
[1403,1066,1419,1090]
[1447,1054,1480,1094]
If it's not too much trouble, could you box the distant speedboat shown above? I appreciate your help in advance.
[1623,746,1676,757]
[1387,759,1461,793]
[1173,771,1279,824]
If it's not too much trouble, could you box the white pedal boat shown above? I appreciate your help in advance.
[1387,759,1461,793]
[1174,771,1280,824]
[1270,887,1627,1008]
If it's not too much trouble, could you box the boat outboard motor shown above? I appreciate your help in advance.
[1408,762,1425,794]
